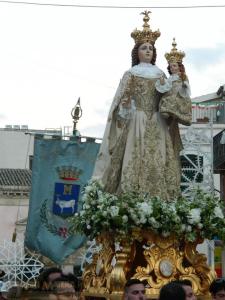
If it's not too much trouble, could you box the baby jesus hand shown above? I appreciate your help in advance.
[160,76,165,85]
[121,97,131,108]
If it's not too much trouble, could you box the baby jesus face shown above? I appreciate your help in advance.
[169,62,180,75]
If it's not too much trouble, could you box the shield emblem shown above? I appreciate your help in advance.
[53,183,80,216]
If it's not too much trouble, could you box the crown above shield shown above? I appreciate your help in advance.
[56,166,82,181]
[165,38,185,63]
[131,11,161,45]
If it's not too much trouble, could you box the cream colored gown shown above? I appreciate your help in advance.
[93,63,182,201]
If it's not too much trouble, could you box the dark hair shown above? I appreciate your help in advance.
[173,279,192,287]
[125,279,145,293]
[131,42,157,67]
[38,267,62,289]
[159,282,186,300]
[209,279,225,295]
[167,62,187,81]
[50,274,79,291]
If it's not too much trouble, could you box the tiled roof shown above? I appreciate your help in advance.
[0,169,32,197]
[0,169,31,187]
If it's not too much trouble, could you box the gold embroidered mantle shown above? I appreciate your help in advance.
[93,71,184,200]
[159,78,192,126]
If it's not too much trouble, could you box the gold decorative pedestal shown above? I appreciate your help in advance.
[82,230,216,300]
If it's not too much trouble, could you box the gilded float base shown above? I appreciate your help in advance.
[81,230,216,300]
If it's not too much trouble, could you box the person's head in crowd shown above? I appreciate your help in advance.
[48,274,78,300]
[38,267,62,290]
[124,279,146,300]
[159,282,186,300]
[6,286,22,299]
[210,278,225,300]
[0,293,6,300]
[173,279,196,300]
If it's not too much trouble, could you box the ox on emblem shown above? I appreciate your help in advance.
[52,182,80,216]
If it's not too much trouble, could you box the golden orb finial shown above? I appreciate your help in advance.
[141,10,151,31]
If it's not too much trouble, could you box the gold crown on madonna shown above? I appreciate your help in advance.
[165,38,185,63]
[131,11,161,44]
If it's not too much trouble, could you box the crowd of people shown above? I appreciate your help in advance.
[1,269,225,300]
[2,267,80,299]
[124,278,225,300]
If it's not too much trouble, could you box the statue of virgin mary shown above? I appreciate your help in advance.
[92,12,188,201]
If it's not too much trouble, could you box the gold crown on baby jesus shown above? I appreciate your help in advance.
[165,38,185,63]
[131,11,161,44]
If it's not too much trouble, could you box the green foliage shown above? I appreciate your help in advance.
[69,180,225,242]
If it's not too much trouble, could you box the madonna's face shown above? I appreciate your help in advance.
[138,43,153,63]
[169,62,180,74]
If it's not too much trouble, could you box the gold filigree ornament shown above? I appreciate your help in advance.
[82,233,135,300]
[81,230,215,300]
[82,234,114,297]
[165,38,185,63]
[132,231,216,298]
[131,11,161,45]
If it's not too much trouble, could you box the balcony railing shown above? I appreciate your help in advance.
[192,102,225,124]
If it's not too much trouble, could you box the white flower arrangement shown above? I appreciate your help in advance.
[69,180,225,242]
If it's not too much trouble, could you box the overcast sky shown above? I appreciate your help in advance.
[0,0,225,137]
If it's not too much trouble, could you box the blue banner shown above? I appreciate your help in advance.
[25,137,100,264]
